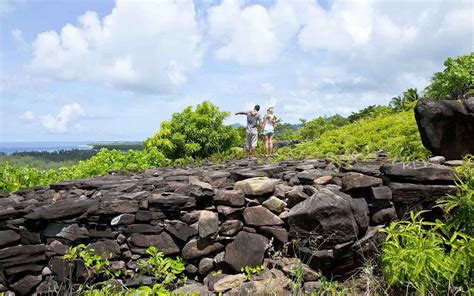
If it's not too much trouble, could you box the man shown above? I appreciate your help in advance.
[236,105,261,158]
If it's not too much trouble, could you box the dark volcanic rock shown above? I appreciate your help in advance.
[381,163,455,183]
[389,182,456,203]
[285,186,309,206]
[259,226,288,243]
[219,220,243,236]
[121,224,164,235]
[216,206,244,219]
[368,186,392,200]
[10,274,42,295]
[91,199,140,214]
[128,233,179,255]
[49,256,73,282]
[165,220,198,242]
[214,190,246,207]
[89,240,121,259]
[230,169,267,181]
[198,210,219,239]
[46,240,68,256]
[56,224,89,241]
[349,198,369,231]
[0,230,20,247]
[111,213,135,225]
[341,173,382,192]
[149,194,196,211]
[415,98,474,160]
[341,164,382,177]
[243,206,284,226]
[289,188,359,245]
[224,231,268,272]
[371,206,397,224]
[0,244,45,268]
[25,198,99,220]
[4,263,43,276]
[182,239,224,259]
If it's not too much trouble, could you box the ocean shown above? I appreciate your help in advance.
[0,142,95,154]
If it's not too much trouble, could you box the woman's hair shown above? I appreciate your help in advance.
[266,107,273,114]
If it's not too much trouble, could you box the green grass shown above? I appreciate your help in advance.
[274,109,431,162]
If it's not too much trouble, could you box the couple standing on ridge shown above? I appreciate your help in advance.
[236,105,277,159]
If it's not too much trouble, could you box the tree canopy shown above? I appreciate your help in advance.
[144,101,240,159]
[424,53,474,100]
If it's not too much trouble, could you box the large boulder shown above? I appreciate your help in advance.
[289,188,360,245]
[414,98,474,160]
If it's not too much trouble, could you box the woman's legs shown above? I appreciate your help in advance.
[268,135,273,155]
[264,135,270,156]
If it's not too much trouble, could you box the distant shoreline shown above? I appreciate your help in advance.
[0,141,143,154]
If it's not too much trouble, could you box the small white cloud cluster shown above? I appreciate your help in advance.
[19,104,84,133]
[40,103,84,133]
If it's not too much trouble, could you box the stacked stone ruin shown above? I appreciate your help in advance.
[0,158,460,295]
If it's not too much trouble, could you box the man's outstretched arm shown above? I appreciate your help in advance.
[235,111,247,115]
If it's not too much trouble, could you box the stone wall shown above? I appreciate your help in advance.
[0,158,459,295]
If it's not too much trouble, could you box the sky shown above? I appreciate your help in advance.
[0,0,472,142]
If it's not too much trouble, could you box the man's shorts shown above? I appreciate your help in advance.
[246,132,258,149]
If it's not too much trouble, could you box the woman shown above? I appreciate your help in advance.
[261,107,277,157]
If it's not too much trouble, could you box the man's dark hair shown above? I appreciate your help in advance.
[254,105,260,111]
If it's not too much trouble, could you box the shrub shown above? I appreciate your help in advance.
[438,155,474,236]
[424,53,474,100]
[381,212,473,294]
[145,101,240,159]
[381,158,474,294]
[297,115,349,140]
[347,105,393,123]
[0,148,170,192]
[137,246,186,290]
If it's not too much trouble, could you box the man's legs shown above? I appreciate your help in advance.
[250,132,258,158]
[245,132,252,158]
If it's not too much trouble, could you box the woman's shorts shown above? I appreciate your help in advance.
[264,129,274,136]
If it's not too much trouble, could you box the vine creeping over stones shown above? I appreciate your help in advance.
[0,158,459,295]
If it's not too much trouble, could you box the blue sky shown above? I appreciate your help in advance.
[0,0,472,142]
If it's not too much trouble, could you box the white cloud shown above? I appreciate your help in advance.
[206,0,472,91]
[19,111,34,121]
[29,0,203,92]
[40,103,84,133]
[207,0,304,65]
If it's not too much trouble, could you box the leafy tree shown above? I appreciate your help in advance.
[402,88,420,103]
[347,105,393,122]
[274,119,301,140]
[390,88,420,111]
[424,53,474,100]
[297,115,349,140]
[144,101,240,159]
